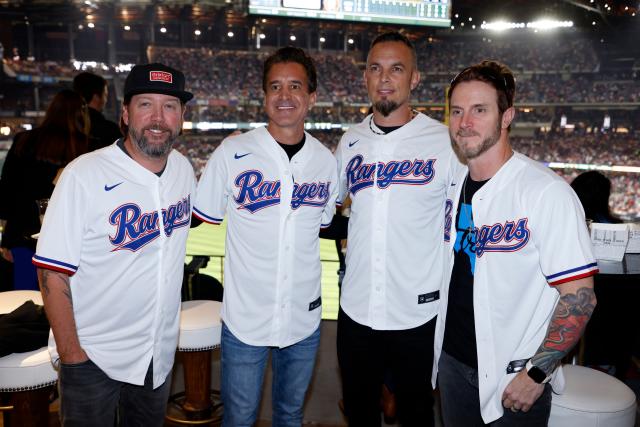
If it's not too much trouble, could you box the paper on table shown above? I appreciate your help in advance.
[590,223,628,262]
[627,223,640,254]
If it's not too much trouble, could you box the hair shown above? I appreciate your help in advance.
[570,171,621,223]
[15,89,89,165]
[73,72,107,104]
[368,31,417,69]
[449,60,516,116]
[262,46,318,94]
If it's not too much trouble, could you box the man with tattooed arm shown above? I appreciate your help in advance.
[433,60,598,426]
[33,63,195,426]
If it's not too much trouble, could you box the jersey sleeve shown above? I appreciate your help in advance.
[321,155,339,229]
[531,181,599,286]
[32,166,89,276]
[193,143,229,224]
[335,136,349,207]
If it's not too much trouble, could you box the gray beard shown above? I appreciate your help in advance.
[128,127,177,158]
[373,100,399,117]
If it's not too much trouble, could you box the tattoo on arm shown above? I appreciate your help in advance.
[531,286,596,374]
[40,269,73,306]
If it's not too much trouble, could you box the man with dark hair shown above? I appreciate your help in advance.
[335,31,462,426]
[34,63,195,426]
[194,46,337,426]
[433,60,598,425]
[73,71,122,151]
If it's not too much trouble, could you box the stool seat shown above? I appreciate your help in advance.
[0,290,56,426]
[550,364,637,427]
[177,300,222,352]
[0,348,57,392]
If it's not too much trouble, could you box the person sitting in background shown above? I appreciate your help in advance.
[73,71,122,151]
[570,170,622,223]
[0,89,89,290]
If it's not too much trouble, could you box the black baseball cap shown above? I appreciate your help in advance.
[123,63,193,103]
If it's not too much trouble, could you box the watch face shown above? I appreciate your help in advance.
[527,366,547,384]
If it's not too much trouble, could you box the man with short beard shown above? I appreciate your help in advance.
[433,60,597,426]
[335,32,462,426]
[33,63,196,426]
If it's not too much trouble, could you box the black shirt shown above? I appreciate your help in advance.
[88,107,123,152]
[277,134,306,160]
[442,174,488,370]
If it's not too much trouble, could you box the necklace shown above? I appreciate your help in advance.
[369,109,419,135]
[461,174,475,233]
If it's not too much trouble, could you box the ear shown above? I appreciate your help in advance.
[410,69,421,91]
[308,91,317,110]
[501,106,515,129]
[122,104,130,126]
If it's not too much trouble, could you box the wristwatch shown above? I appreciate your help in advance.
[526,360,552,384]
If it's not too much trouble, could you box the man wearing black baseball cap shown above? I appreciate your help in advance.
[34,62,196,426]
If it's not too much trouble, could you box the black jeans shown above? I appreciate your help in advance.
[438,350,552,427]
[59,358,171,427]
[337,308,436,427]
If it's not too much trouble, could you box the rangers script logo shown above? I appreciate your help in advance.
[109,196,191,251]
[345,155,436,194]
[234,170,331,213]
[475,217,530,257]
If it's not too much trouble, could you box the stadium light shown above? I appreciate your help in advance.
[527,20,573,30]
[227,31,234,37]
[124,25,130,31]
[319,36,326,42]
[88,23,95,28]
[160,27,167,33]
[259,33,266,39]
[290,35,296,41]
[348,38,354,44]
[194,29,201,36]
[481,21,526,31]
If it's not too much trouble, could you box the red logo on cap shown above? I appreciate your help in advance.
[149,71,173,83]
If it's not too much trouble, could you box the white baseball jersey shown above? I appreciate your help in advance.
[336,113,463,330]
[193,127,337,347]
[33,143,195,388]
[432,152,599,423]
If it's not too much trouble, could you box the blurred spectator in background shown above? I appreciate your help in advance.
[0,89,89,290]
[571,170,622,223]
[73,72,122,151]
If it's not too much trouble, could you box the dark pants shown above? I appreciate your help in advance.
[438,350,552,427]
[337,308,436,427]
[59,359,171,427]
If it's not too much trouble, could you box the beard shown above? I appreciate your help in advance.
[128,123,179,158]
[451,119,502,160]
[373,99,400,117]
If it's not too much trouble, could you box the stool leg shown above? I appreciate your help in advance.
[7,386,52,427]
[182,350,212,416]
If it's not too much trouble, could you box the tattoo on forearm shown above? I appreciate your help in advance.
[40,270,50,296]
[531,287,596,374]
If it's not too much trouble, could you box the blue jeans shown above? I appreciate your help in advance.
[220,323,320,427]
[59,358,171,427]
[438,350,551,427]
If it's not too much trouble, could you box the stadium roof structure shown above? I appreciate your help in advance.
[0,0,637,29]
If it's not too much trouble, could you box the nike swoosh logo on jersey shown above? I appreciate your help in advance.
[348,139,360,147]
[234,152,251,159]
[104,182,123,191]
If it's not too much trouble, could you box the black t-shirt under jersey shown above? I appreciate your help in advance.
[442,175,488,370]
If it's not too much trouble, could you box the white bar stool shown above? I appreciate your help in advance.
[166,300,223,425]
[0,290,57,426]
[549,364,637,426]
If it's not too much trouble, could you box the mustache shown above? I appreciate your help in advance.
[143,123,171,133]
[456,130,481,137]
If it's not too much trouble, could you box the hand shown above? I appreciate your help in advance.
[60,348,89,365]
[0,247,13,263]
[501,370,545,413]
